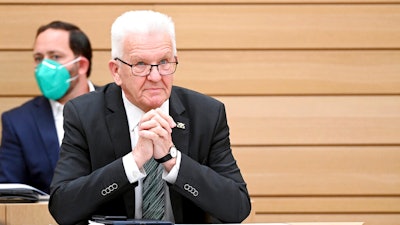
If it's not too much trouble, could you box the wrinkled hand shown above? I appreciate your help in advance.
[134,108,176,169]
[132,134,153,169]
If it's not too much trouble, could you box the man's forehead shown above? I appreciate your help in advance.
[34,30,71,53]
[125,37,173,58]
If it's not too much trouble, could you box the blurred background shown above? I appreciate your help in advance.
[0,0,399,224]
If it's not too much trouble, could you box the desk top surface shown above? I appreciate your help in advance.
[248,223,363,225]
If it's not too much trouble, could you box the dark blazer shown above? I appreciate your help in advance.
[0,96,59,194]
[49,83,251,225]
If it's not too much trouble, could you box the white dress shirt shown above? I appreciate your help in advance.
[121,90,181,222]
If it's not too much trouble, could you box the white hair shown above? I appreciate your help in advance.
[111,10,177,59]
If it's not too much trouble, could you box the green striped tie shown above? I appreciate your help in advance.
[142,159,165,220]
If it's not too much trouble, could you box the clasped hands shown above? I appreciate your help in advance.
[132,108,177,171]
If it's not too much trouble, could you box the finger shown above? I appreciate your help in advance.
[140,108,176,128]
[155,108,176,128]
[140,120,170,139]
[140,110,174,133]
[151,124,170,138]
[140,129,172,160]
[151,113,173,133]
[139,129,162,141]
[139,118,158,131]
[139,117,170,136]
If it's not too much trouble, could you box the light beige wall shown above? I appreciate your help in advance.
[0,1,399,224]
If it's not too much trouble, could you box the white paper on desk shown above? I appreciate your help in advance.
[89,220,104,225]
[0,183,49,202]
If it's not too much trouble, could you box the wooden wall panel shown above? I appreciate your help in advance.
[252,214,400,225]
[220,96,400,145]
[2,96,400,146]
[233,146,400,195]
[1,5,400,50]
[0,97,31,112]
[0,204,5,225]
[1,50,400,96]
[158,4,400,49]
[251,196,400,213]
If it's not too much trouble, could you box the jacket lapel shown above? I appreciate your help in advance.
[103,84,136,217]
[169,89,190,157]
[32,97,59,168]
[104,84,132,158]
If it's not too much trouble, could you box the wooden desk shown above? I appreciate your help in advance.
[0,201,363,225]
[0,202,57,225]
[287,223,363,225]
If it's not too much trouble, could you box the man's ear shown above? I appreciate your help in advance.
[78,57,90,76]
[109,59,122,85]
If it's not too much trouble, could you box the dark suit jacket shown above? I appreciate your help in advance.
[0,96,59,194]
[49,83,251,225]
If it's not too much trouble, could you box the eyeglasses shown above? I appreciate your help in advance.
[115,57,178,77]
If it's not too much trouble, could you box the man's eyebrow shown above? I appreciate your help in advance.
[36,50,64,55]
[130,53,173,62]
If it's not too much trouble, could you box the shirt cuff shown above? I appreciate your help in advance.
[122,153,146,183]
[162,150,181,184]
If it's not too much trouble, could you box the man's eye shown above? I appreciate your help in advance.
[50,55,61,61]
[34,57,43,64]
[159,59,168,65]
[134,61,145,66]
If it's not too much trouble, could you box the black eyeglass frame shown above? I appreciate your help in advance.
[114,57,178,77]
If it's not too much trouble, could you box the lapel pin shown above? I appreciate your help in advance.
[176,122,186,129]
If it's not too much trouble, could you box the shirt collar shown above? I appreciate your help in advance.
[49,99,64,118]
[88,80,95,92]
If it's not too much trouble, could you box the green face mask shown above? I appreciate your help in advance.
[34,58,80,100]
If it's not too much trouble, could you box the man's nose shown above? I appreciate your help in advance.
[146,65,162,81]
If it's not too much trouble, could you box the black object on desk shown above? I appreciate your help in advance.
[0,183,49,203]
[90,215,174,225]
